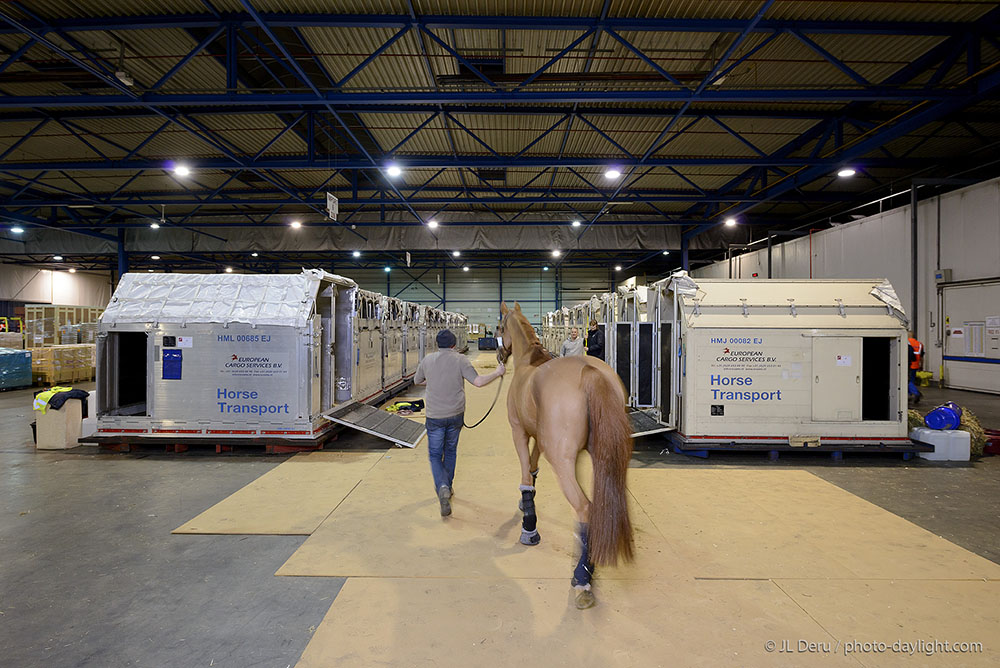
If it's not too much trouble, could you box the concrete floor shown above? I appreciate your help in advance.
[0,380,997,666]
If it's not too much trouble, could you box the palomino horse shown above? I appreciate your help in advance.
[496,302,634,609]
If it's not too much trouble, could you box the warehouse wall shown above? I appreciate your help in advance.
[0,264,112,307]
[692,176,1000,380]
[344,266,614,328]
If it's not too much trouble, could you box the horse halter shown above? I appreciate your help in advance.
[496,311,513,364]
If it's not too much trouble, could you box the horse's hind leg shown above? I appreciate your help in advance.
[519,439,541,510]
[511,425,540,546]
[549,454,596,609]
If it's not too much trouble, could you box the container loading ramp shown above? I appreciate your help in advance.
[323,402,426,448]
[629,409,671,438]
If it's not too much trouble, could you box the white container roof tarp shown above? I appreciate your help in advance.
[101,270,356,328]
[670,277,907,329]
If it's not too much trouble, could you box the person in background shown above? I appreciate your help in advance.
[908,331,924,405]
[586,319,605,361]
[414,329,505,516]
[560,327,584,357]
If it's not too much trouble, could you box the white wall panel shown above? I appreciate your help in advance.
[561,267,613,306]
[0,264,111,306]
[502,268,556,326]
[445,267,501,326]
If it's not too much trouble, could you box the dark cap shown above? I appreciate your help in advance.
[436,329,457,348]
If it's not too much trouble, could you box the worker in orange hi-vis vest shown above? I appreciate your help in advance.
[908,331,924,405]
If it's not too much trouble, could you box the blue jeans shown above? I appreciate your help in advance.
[426,413,463,491]
[908,368,922,398]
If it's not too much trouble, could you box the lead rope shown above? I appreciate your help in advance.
[464,374,504,429]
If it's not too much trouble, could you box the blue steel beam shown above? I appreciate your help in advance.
[513,28,596,91]
[788,30,869,86]
[0,156,929,172]
[513,114,570,159]
[335,26,410,87]
[603,28,686,87]
[0,191,864,207]
[0,14,995,36]
[0,105,933,124]
[685,26,994,224]
[560,0,778,266]
[683,66,1000,241]
[0,37,35,74]
[0,7,362,239]
[150,25,226,90]
[0,89,967,110]
[0,118,48,162]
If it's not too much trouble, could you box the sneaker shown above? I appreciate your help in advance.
[438,485,452,516]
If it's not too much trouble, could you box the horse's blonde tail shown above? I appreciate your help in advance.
[582,365,634,566]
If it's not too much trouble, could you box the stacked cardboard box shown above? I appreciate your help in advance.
[0,331,23,349]
[29,344,96,385]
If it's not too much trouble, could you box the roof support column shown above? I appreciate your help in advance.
[117,229,129,284]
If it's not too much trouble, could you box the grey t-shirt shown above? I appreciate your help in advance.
[561,337,584,357]
[414,349,479,419]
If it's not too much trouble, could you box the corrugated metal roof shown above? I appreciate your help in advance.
[18,0,998,23]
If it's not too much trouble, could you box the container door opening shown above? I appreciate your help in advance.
[99,332,148,416]
[615,323,632,397]
[636,322,654,407]
[660,323,672,425]
[318,287,334,412]
[862,337,893,421]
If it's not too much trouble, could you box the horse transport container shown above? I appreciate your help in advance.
[544,273,921,454]
[86,270,468,450]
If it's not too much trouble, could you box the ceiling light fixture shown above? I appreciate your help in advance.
[150,255,160,260]
[251,252,258,257]
[290,220,302,229]
[149,222,160,229]
[352,250,361,258]
[571,220,581,227]
[462,266,469,272]
[384,266,391,272]
[173,164,190,177]
[551,250,561,258]
[224,267,233,273]
[543,266,549,271]
[615,265,622,271]
[662,250,670,255]
[452,250,461,257]
[10,226,24,234]
[604,168,621,179]
[53,255,63,261]
[68,267,76,273]
[724,217,737,227]
[386,164,402,178]
[837,167,857,178]
[427,219,439,229]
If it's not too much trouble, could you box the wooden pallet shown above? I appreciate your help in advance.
[89,432,339,455]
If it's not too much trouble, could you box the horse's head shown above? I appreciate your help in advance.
[496,301,520,364]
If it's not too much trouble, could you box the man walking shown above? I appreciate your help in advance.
[560,327,584,357]
[908,331,924,404]
[414,329,505,516]
[586,319,605,361]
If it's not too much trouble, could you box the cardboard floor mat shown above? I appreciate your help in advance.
[773,579,1000,667]
[627,468,1000,580]
[277,451,676,579]
[172,451,384,535]
[295,576,856,668]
